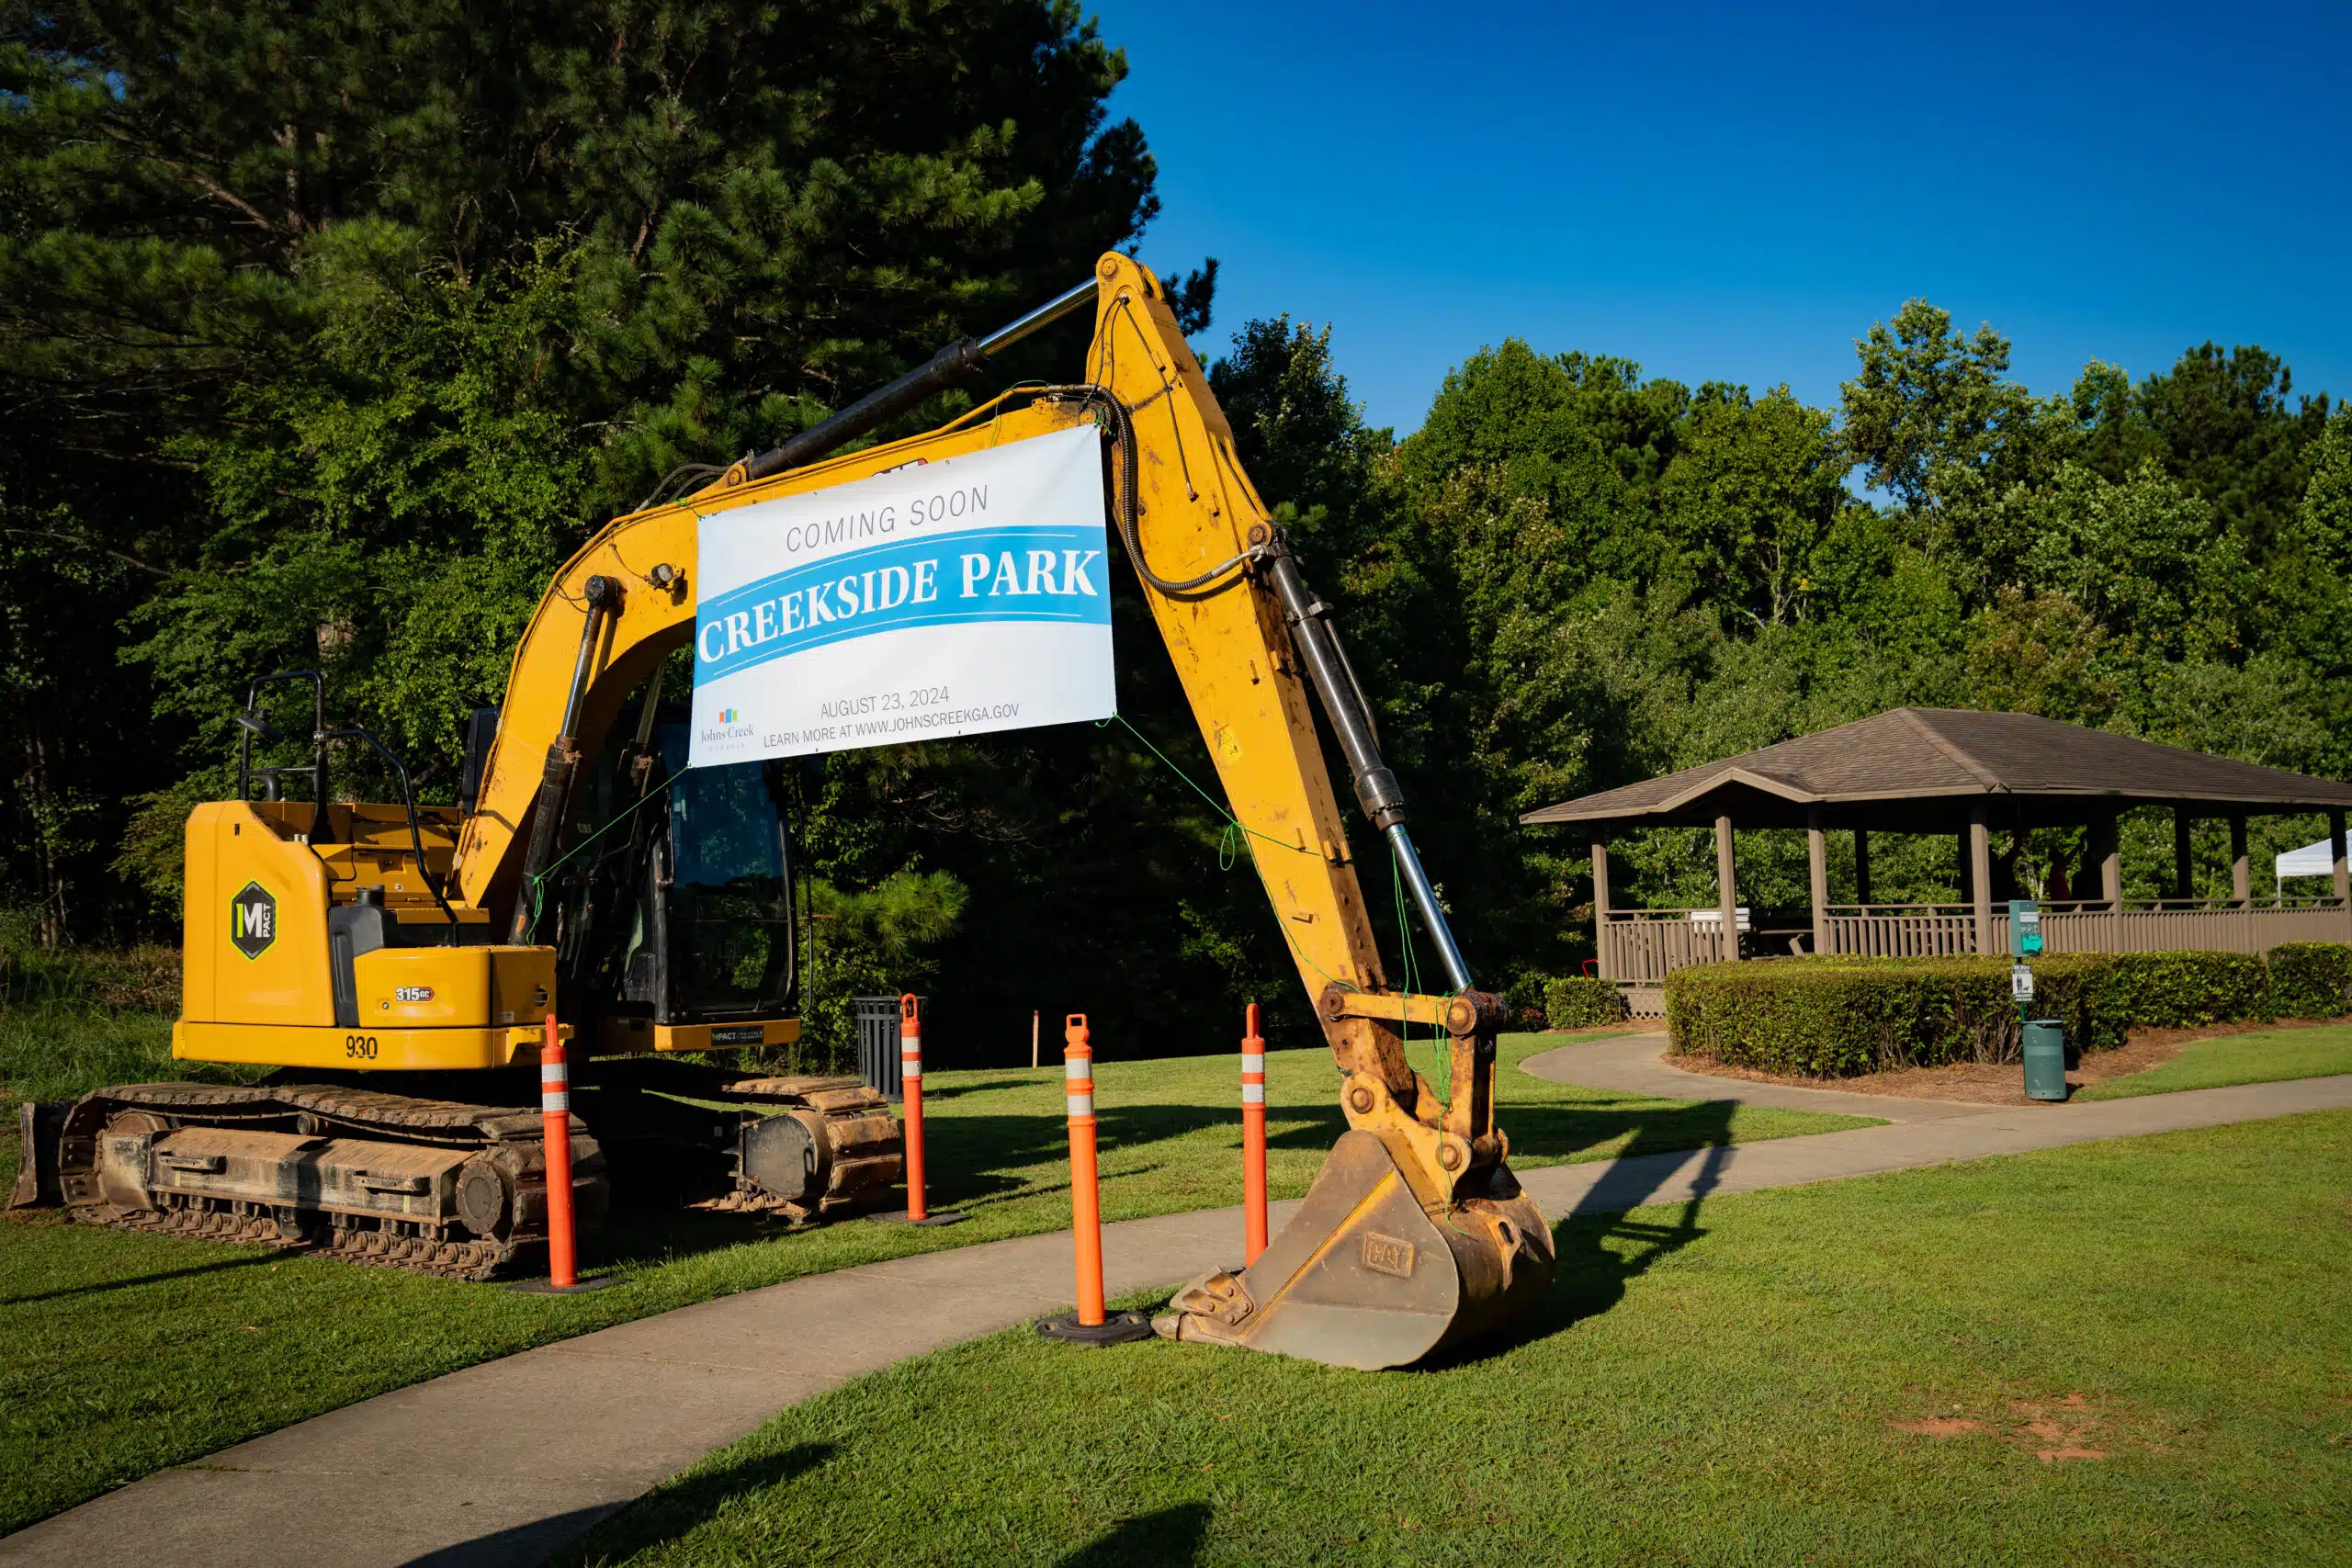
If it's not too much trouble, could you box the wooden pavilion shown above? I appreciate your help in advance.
[1520,707,2352,1015]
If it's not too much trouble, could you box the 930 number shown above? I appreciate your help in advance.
[344,1034,380,1060]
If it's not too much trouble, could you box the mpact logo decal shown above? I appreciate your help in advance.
[230,881,277,960]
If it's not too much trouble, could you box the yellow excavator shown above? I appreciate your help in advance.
[11,254,1552,1370]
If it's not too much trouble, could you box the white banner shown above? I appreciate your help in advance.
[688,424,1114,765]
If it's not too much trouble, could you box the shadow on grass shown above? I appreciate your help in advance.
[0,1247,279,1307]
[549,1103,1741,1556]
[547,1442,837,1568]
[582,1082,1758,1276]
[1500,1095,1746,1165]
[1544,1099,1732,1326]
[1421,1097,1736,1370]
[1057,1502,1212,1567]
[926,1089,1756,1209]
[918,1075,1051,1100]
[570,1474,1205,1568]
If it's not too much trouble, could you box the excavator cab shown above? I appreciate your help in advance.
[555,705,800,1048]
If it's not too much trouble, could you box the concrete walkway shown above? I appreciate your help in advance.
[1521,1032,2352,1209]
[7,1065,2348,1568]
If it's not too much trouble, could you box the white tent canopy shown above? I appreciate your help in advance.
[2276,833,2350,894]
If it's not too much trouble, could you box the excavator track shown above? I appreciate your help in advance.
[85,1190,521,1281]
[573,1059,904,1222]
[38,1069,902,1280]
[52,1081,599,1283]
[704,1073,904,1220]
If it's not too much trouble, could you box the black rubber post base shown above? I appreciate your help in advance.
[875,1210,968,1226]
[508,1275,622,1295]
[1036,1310,1155,1347]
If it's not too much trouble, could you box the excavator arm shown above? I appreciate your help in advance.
[448,254,1553,1367]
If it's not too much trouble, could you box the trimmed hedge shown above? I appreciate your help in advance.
[1543,976,1629,1030]
[2100,951,2270,1030]
[1663,950,2274,1077]
[2267,942,2352,1019]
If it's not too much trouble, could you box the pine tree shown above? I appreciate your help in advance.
[0,0,1186,935]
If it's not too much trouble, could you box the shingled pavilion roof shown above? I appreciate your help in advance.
[1519,707,2352,834]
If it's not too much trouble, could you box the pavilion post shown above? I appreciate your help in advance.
[1854,829,1871,908]
[1806,809,1829,956]
[1589,838,1612,979]
[2229,816,2250,906]
[2332,809,2349,935]
[2173,807,2194,904]
[1969,807,1993,955]
[1715,814,1739,963]
[2094,809,2121,912]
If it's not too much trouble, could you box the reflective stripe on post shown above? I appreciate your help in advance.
[1241,1001,1269,1267]
[1064,1013,1105,1326]
[540,1013,578,1290]
[900,993,928,1222]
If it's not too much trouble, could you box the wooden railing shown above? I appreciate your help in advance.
[1600,911,1722,983]
[2020,901,2352,955]
[1599,908,1807,982]
[1824,905,1977,958]
[1600,897,2352,982]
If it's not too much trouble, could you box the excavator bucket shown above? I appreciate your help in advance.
[1153,1129,1555,1371]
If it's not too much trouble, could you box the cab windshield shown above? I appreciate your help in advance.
[657,726,794,1017]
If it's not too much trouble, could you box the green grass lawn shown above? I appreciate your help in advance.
[567,1110,2352,1568]
[0,1025,1867,1536]
[2077,1022,2352,1100]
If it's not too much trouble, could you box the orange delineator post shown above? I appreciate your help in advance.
[1064,1013,1106,1326]
[539,1014,578,1290]
[1241,1001,1269,1267]
[900,993,929,1222]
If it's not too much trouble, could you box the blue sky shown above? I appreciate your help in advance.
[1089,0,2351,436]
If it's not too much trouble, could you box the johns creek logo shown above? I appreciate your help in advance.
[717,708,741,724]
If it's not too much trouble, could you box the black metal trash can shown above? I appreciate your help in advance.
[853,995,920,1101]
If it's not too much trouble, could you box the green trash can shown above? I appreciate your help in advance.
[2023,1019,2068,1101]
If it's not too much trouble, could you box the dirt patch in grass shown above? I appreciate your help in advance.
[1670,1017,2346,1104]
[1889,1390,2132,1462]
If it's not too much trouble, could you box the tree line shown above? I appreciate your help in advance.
[6,0,2346,1060]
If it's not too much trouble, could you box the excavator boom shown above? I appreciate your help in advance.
[444,254,1551,1366]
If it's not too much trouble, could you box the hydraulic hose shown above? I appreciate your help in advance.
[741,280,1098,483]
[1261,547,1408,832]
[1261,536,1474,993]
[1035,385,1261,596]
